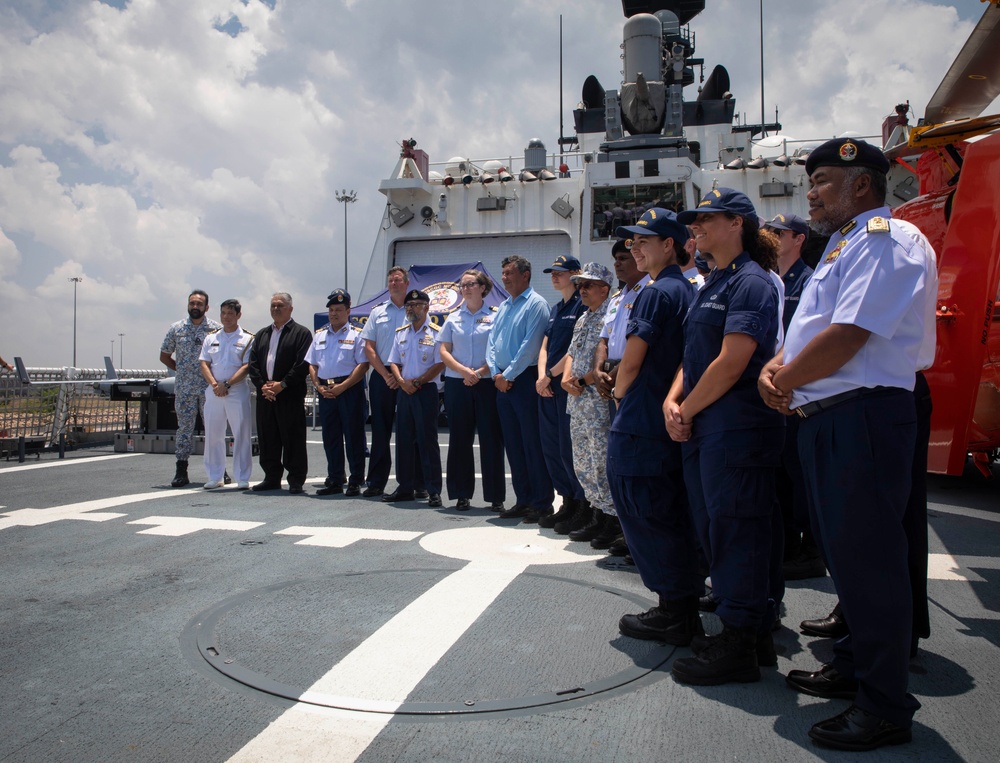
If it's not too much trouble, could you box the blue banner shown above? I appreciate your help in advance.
[314,261,510,331]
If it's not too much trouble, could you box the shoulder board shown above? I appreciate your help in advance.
[395,324,409,332]
[208,328,221,334]
[688,277,700,284]
[429,322,441,331]
[611,288,622,298]
[643,278,654,286]
[490,305,498,312]
[376,300,389,307]
[839,219,858,236]
[315,326,329,334]
[867,216,890,234]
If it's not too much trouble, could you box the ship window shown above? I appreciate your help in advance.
[591,182,686,241]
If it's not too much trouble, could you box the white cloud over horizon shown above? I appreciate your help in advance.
[0,0,993,367]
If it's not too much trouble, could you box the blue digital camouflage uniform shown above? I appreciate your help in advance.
[161,316,222,460]
[566,298,615,516]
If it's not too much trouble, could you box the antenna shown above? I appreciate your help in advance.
[759,0,766,138]
[559,14,564,167]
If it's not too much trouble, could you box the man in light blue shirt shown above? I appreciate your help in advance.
[486,255,553,518]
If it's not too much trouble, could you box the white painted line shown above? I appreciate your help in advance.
[928,552,1000,582]
[228,526,599,762]
[275,526,421,548]
[929,501,1000,525]
[0,453,145,473]
[0,488,202,531]
[127,516,265,536]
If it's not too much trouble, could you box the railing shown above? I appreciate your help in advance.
[0,366,166,452]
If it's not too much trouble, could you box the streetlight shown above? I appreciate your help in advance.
[110,339,115,363]
[335,189,357,290]
[118,333,125,368]
[69,277,83,367]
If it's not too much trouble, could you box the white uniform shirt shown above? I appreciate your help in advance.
[895,218,939,371]
[767,269,786,353]
[199,327,253,396]
[304,323,367,379]
[783,207,931,408]
[600,278,651,361]
[388,321,442,380]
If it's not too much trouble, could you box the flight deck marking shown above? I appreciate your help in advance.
[275,526,421,547]
[227,526,600,763]
[928,552,1000,582]
[0,453,145,473]
[0,489,201,530]
[127,516,265,536]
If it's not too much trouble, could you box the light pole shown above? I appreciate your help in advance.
[110,339,115,361]
[335,189,357,290]
[69,276,83,367]
[118,333,125,368]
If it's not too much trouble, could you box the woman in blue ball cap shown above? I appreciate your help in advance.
[666,187,785,686]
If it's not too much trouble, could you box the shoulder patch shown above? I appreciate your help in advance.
[867,216,890,234]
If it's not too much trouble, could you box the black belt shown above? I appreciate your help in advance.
[601,359,621,373]
[795,386,894,418]
[321,375,350,385]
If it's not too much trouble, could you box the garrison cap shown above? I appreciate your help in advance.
[805,137,890,176]
[615,207,690,245]
[543,255,582,273]
[326,289,351,307]
[677,188,757,225]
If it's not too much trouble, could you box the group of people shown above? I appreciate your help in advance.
[158,136,936,752]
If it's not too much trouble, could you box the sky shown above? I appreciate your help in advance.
[0,0,993,368]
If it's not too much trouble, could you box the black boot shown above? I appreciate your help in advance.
[171,460,189,488]
[590,515,622,549]
[569,508,606,542]
[556,500,592,535]
[672,623,760,685]
[539,497,576,529]
[619,596,704,645]
[692,628,777,667]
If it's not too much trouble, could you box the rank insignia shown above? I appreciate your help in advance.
[867,216,890,234]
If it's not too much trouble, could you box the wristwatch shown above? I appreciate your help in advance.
[545,369,555,380]
[475,370,483,379]
[576,377,587,388]
[611,387,622,402]
[223,381,231,390]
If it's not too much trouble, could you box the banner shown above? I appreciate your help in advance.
[314,261,510,331]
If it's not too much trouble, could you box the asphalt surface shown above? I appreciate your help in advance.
[1,435,997,762]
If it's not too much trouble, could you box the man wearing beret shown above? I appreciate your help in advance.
[306,289,370,496]
[759,138,935,750]
[383,289,445,507]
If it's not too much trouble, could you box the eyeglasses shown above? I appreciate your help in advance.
[577,281,604,290]
[405,302,428,309]
[459,282,480,289]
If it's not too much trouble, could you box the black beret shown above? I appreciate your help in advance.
[405,289,430,303]
[805,137,890,176]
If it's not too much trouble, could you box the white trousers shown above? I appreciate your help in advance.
[203,390,252,482]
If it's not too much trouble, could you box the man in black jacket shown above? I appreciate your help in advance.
[248,292,314,493]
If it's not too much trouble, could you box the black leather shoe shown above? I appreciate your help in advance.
[490,502,505,512]
[288,485,305,495]
[619,604,704,645]
[809,704,911,751]
[800,604,848,638]
[608,537,629,557]
[698,593,719,613]
[622,554,635,565]
[455,498,471,511]
[783,549,827,580]
[316,484,343,496]
[786,663,859,699]
[344,483,361,497]
[538,498,576,529]
[672,624,760,685]
[251,481,281,492]
[383,489,415,502]
[414,489,429,499]
[223,472,232,485]
[362,486,384,498]
[590,517,622,549]
[498,504,530,519]
[522,507,552,525]
[427,493,442,507]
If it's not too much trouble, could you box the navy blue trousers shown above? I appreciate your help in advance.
[799,389,919,728]
[538,384,585,501]
[394,383,442,494]
[682,427,783,630]
[607,432,701,602]
[366,371,422,491]
[318,382,366,486]
[443,378,505,503]
[496,367,553,510]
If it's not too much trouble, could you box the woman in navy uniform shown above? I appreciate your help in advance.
[437,270,505,511]
[665,188,784,686]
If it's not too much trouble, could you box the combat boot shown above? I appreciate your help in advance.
[590,515,622,549]
[691,628,777,667]
[568,507,606,542]
[539,497,576,529]
[619,596,704,645]
[672,623,760,685]
[556,499,592,535]
[171,460,189,488]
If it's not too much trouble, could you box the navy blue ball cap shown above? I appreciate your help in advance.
[543,255,582,273]
[615,207,690,245]
[805,137,890,176]
[677,188,757,225]
[765,213,810,238]
[326,289,351,308]
[405,289,430,303]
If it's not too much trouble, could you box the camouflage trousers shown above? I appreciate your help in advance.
[568,388,615,516]
[174,391,206,461]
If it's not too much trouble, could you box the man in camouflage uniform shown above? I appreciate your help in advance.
[560,263,616,542]
[160,290,222,487]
